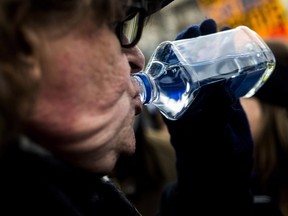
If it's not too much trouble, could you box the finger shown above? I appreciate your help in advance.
[199,18,217,35]
[175,24,201,40]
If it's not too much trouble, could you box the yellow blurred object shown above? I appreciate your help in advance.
[197,0,288,39]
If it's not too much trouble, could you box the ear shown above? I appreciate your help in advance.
[21,26,42,81]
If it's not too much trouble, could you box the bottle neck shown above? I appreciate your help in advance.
[132,72,153,104]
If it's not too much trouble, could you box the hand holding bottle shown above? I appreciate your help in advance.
[159,19,255,216]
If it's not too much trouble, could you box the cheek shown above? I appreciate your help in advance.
[29,29,135,138]
[94,55,132,108]
[39,36,131,111]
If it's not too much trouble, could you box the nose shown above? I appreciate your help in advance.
[123,46,145,74]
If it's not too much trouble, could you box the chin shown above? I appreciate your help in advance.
[121,133,136,156]
[74,155,120,174]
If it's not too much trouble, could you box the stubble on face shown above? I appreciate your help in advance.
[25,16,138,172]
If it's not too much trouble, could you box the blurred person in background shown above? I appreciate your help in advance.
[0,0,254,215]
[241,39,288,216]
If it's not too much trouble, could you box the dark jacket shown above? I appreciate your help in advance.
[0,141,141,216]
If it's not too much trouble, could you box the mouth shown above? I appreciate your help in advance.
[131,76,143,115]
[134,94,143,115]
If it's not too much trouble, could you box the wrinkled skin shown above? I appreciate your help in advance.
[24,12,145,173]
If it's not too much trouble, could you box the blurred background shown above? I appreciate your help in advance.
[139,0,288,60]
[113,2,288,215]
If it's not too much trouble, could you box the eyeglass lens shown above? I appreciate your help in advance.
[121,12,141,46]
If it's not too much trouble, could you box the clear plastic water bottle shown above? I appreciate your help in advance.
[132,26,276,120]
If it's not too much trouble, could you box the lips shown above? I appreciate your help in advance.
[131,76,143,115]
[134,94,143,115]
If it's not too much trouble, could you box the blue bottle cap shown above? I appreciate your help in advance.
[138,73,151,104]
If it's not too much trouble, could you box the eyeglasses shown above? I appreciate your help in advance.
[115,8,146,48]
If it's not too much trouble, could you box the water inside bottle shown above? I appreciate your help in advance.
[134,27,276,120]
[149,50,275,120]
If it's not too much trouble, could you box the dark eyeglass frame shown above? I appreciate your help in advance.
[115,7,146,48]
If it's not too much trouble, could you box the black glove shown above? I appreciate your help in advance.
[159,19,254,216]
[175,18,217,39]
